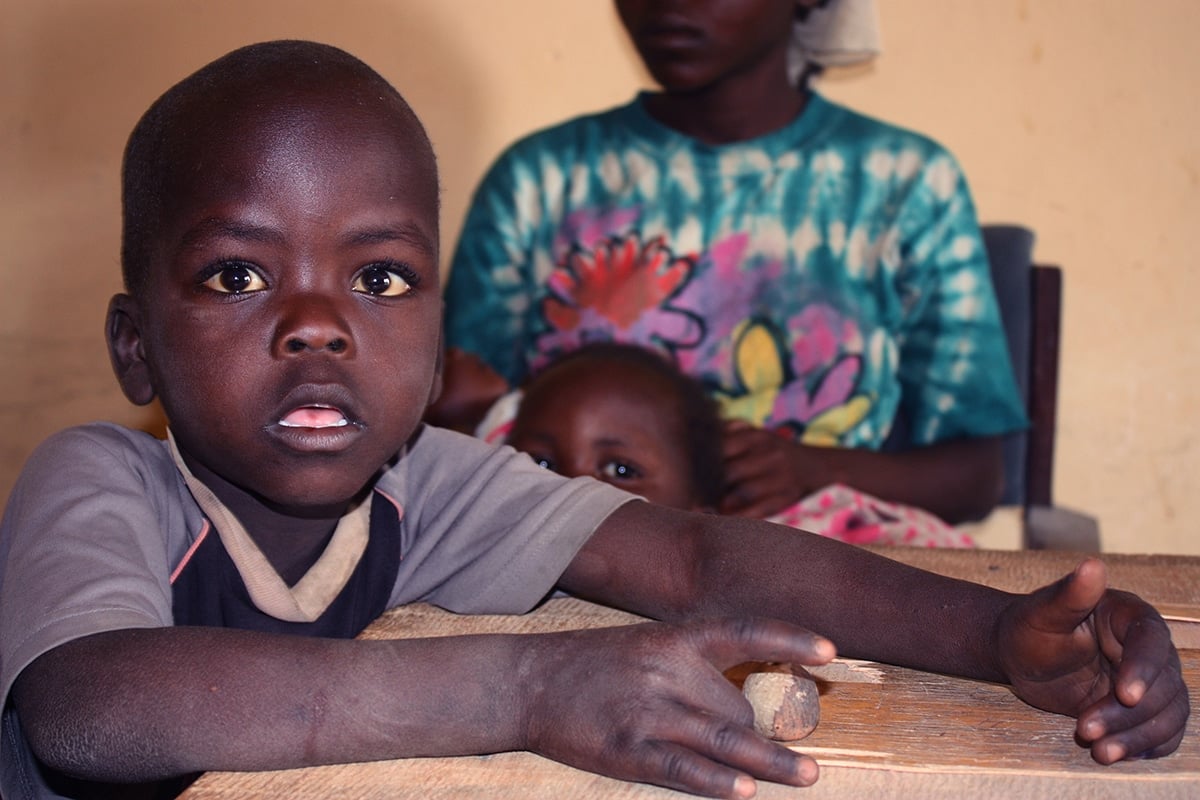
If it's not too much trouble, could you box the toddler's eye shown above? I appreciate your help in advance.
[600,460,642,480]
[353,264,413,297]
[533,456,555,471]
[202,263,267,294]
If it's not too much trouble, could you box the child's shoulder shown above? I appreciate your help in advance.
[485,96,643,172]
[809,92,959,161]
[34,421,167,459]
[14,423,173,496]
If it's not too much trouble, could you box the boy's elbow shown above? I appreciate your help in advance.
[14,673,98,780]
[13,649,178,783]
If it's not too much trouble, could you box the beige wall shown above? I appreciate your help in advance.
[3,1,1197,553]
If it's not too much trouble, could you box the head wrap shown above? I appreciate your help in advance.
[788,0,882,84]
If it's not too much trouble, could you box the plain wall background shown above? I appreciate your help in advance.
[3,0,1197,554]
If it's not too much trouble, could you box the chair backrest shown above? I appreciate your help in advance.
[881,224,1060,509]
[981,224,1061,509]
[884,224,1095,547]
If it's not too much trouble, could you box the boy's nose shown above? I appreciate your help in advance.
[283,336,348,354]
[272,297,356,358]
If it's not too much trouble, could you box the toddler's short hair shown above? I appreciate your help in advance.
[524,343,725,508]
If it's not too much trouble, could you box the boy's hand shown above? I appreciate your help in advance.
[719,421,817,517]
[520,617,834,799]
[996,558,1190,763]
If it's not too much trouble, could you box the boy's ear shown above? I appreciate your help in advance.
[106,294,157,406]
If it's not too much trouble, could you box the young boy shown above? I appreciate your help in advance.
[505,342,972,546]
[0,40,1188,800]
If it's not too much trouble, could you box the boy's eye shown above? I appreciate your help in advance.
[202,263,267,294]
[533,456,555,471]
[600,460,642,481]
[352,264,414,297]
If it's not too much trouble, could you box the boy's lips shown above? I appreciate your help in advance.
[278,405,350,429]
[267,385,365,452]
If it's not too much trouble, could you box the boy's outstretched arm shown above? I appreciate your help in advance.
[14,613,832,798]
[562,502,1189,764]
[14,627,539,781]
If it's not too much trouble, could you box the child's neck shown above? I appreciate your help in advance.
[181,455,347,586]
[643,70,809,145]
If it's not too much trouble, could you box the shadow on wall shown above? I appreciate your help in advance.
[2,0,483,498]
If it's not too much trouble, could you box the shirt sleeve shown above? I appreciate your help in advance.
[891,152,1029,444]
[381,425,637,614]
[0,425,181,707]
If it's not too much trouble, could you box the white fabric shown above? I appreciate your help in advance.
[788,0,882,83]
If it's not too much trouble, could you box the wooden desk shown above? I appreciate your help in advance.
[182,548,1200,799]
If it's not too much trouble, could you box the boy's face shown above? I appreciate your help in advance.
[507,359,704,510]
[108,78,442,514]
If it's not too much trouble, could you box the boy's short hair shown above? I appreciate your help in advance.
[524,343,726,507]
[120,40,433,297]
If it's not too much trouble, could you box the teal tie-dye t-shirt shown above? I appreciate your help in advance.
[444,92,1026,448]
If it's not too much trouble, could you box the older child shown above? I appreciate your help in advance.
[437,0,1027,525]
[0,40,1187,800]
[506,342,973,547]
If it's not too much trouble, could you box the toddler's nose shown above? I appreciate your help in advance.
[558,455,596,482]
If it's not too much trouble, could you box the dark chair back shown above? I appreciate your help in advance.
[885,224,1098,548]
[982,224,1038,506]
[983,224,1098,549]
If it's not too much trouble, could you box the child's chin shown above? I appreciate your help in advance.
[262,479,374,516]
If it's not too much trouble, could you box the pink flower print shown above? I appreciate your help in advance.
[672,233,783,363]
[537,233,704,359]
[785,304,862,376]
[770,354,862,424]
[555,206,644,258]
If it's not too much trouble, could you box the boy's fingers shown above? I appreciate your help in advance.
[690,617,837,671]
[1025,558,1108,633]
[1082,691,1189,764]
[1109,606,1179,705]
[1078,657,1190,749]
[635,712,819,797]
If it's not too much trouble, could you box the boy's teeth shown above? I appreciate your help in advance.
[279,407,348,428]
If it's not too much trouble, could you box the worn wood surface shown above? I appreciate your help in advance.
[181,548,1200,799]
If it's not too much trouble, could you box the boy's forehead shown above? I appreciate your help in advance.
[176,73,426,154]
[120,41,439,297]
[150,43,435,181]
[155,72,438,214]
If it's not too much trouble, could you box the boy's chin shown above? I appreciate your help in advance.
[259,481,375,519]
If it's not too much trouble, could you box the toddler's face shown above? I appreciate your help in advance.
[507,359,702,510]
[122,84,442,514]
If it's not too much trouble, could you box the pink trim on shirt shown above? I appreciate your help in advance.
[169,490,406,585]
[373,488,405,522]
[170,519,211,584]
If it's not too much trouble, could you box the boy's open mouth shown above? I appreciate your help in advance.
[278,405,349,429]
